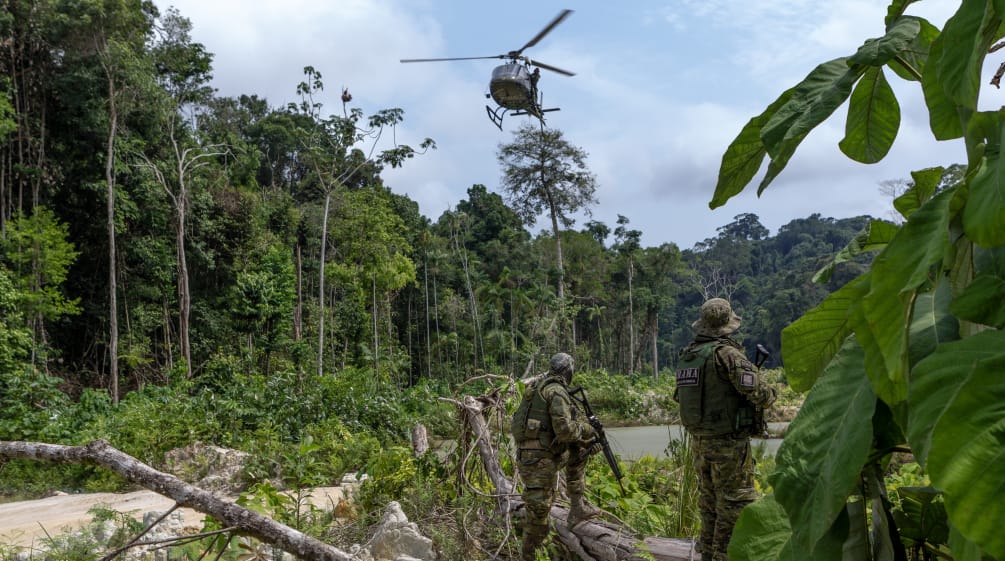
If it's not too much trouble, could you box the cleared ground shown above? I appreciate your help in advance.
[0,487,346,549]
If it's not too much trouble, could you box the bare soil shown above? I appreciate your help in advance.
[0,487,347,549]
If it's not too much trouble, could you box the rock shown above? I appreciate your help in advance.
[162,442,251,495]
[366,501,435,561]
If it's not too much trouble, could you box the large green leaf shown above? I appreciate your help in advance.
[839,67,900,163]
[921,34,964,140]
[729,495,847,561]
[887,17,940,83]
[729,495,791,561]
[781,274,869,391]
[908,279,959,367]
[859,188,954,402]
[844,498,870,560]
[853,299,909,407]
[770,337,876,554]
[813,220,898,284]
[848,17,921,66]
[950,274,1005,327]
[892,486,949,546]
[908,330,1005,559]
[886,1,922,26]
[755,59,865,194]
[893,167,944,220]
[963,113,1005,246]
[949,524,989,561]
[938,0,1000,110]
[710,90,793,209]
[761,59,863,155]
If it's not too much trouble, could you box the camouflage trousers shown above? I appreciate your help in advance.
[516,446,588,535]
[693,435,759,561]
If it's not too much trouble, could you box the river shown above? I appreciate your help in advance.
[605,423,786,460]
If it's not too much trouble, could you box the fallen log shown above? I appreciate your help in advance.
[0,440,352,561]
[452,394,698,561]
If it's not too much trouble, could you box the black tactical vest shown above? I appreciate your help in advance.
[511,377,563,448]
[676,340,755,436]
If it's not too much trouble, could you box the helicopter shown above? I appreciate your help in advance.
[400,9,575,130]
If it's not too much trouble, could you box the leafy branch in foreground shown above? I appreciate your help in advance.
[714,1,1005,560]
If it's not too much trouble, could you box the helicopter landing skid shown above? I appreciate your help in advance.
[486,105,561,130]
[486,105,509,130]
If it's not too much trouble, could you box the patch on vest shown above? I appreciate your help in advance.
[676,367,700,386]
[740,372,756,388]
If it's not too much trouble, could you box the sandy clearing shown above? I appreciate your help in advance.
[0,487,347,548]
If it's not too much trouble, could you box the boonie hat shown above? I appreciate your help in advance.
[692,298,741,336]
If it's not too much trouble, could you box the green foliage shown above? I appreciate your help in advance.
[716,2,1005,560]
[583,434,702,538]
[573,369,677,424]
[0,207,82,323]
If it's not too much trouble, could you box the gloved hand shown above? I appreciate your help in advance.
[580,420,597,442]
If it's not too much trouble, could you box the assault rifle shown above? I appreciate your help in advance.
[568,386,626,496]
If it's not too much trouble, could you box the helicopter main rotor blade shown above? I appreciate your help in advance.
[515,9,573,56]
[400,55,506,63]
[528,58,575,77]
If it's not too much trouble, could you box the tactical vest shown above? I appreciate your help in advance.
[511,377,563,448]
[676,341,756,436]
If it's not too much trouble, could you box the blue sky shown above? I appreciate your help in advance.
[154,0,968,249]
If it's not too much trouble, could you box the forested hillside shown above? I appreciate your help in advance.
[0,2,874,407]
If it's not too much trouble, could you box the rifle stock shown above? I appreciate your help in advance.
[568,386,626,496]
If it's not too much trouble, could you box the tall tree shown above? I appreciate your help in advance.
[74,0,154,402]
[137,7,218,379]
[613,215,641,374]
[497,123,597,308]
[289,66,433,377]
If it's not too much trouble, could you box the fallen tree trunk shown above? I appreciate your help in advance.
[0,440,351,561]
[453,395,698,561]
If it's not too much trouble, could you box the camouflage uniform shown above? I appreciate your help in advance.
[513,353,599,560]
[676,299,777,561]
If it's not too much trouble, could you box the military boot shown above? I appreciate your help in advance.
[567,493,602,527]
[521,524,549,561]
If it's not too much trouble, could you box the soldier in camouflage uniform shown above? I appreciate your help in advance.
[511,353,602,560]
[675,299,777,561]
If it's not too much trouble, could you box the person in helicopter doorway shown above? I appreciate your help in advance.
[675,298,777,561]
[511,352,602,560]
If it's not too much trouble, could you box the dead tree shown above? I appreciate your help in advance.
[451,394,697,561]
[0,440,351,561]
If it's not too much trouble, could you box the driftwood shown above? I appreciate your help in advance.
[0,440,351,561]
[453,394,698,561]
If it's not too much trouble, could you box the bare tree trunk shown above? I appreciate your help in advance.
[651,312,659,381]
[0,440,352,561]
[294,242,303,341]
[104,71,120,403]
[411,424,429,456]
[318,191,330,377]
[175,184,191,379]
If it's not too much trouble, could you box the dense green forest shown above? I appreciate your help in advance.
[0,1,868,406]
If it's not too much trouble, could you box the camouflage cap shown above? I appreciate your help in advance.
[549,352,574,379]
[692,298,742,336]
